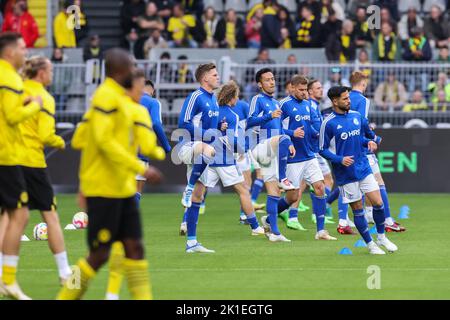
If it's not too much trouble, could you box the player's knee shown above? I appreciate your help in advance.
[88,247,111,269]
[123,239,145,260]
[42,211,59,226]
[202,144,215,158]
[314,183,325,197]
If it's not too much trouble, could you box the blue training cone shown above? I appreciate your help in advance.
[339,247,353,255]
[398,211,409,220]
[354,239,367,247]
[369,226,377,234]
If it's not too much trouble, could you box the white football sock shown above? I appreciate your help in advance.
[105,293,119,300]
[3,255,19,268]
[187,240,197,247]
[385,217,394,226]
[54,251,72,279]
[339,219,348,226]
[377,233,386,240]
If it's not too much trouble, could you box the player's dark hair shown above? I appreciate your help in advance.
[195,63,216,83]
[145,79,154,88]
[255,68,273,83]
[0,32,22,56]
[290,74,308,86]
[327,86,351,101]
[104,48,134,78]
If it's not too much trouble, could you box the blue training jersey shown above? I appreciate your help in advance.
[247,92,284,147]
[280,95,316,163]
[308,98,322,154]
[233,100,250,152]
[178,87,219,144]
[210,105,246,167]
[319,110,374,186]
[139,94,172,162]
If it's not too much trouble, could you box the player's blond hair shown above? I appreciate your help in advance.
[22,55,49,80]
[350,71,368,87]
[217,80,239,106]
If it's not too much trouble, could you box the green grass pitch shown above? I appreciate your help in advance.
[6,193,450,300]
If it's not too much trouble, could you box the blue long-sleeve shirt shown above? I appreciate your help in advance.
[247,92,285,147]
[233,100,250,152]
[210,105,246,167]
[319,110,375,186]
[308,97,322,153]
[280,95,315,163]
[178,87,219,145]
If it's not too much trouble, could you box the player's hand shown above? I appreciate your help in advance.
[271,109,282,119]
[289,145,296,158]
[34,96,43,108]
[369,122,376,130]
[77,192,86,211]
[341,156,354,167]
[143,165,163,184]
[220,118,228,131]
[368,141,378,153]
[293,126,305,138]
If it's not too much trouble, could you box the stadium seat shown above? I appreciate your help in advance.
[334,0,347,11]
[422,0,446,12]
[159,98,170,113]
[225,0,249,12]
[398,0,421,13]
[277,0,297,12]
[171,98,186,113]
[247,0,262,11]
[203,0,224,12]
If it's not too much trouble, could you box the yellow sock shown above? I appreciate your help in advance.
[106,241,125,297]
[2,265,16,285]
[56,258,96,300]
[123,258,153,300]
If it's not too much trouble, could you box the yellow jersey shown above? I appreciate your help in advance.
[0,59,41,166]
[53,12,76,48]
[76,78,147,198]
[167,15,195,41]
[17,79,65,168]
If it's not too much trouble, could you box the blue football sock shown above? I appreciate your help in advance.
[325,187,331,198]
[312,193,326,232]
[353,208,372,243]
[186,202,201,240]
[182,208,187,223]
[267,195,281,235]
[289,207,298,219]
[338,194,349,221]
[134,192,141,208]
[188,154,211,186]
[246,213,259,229]
[277,136,291,181]
[277,197,290,213]
[251,178,264,202]
[373,204,386,234]
[326,188,339,204]
[379,185,391,219]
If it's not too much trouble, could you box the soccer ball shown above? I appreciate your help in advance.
[33,223,48,241]
[72,212,88,229]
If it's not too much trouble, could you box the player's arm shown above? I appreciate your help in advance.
[362,116,381,144]
[178,95,207,138]
[247,98,272,128]
[319,121,343,164]
[148,98,172,153]
[91,105,146,174]
[37,100,65,149]
[134,108,165,161]
[309,107,321,137]
[71,109,91,150]
[1,87,41,125]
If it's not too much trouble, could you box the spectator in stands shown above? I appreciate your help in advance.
[295,5,322,47]
[325,19,356,63]
[372,22,402,61]
[319,0,345,24]
[167,3,197,48]
[398,7,424,42]
[248,47,276,65]
[51,47,66,63]
[73,0,89,47]
[278,54,299,93]
[50,48,69,110]
[346,0,371,19]
[177,0,204,20]
[352,6,374,48]
[120,0,146,46]
[320,7,342,44]
[297,0,321,20]
[356,48,373,88]
[174,54,194,83]
[152,51,175,82]
[2,0,38,47]
[374,0,400,22]
[374,72,408,111]
[135,1,165,59]
[154,0,174,25]
[245,8,263,49]
[83,34,104,61]
[214,8,246,49]
[402,90,428,112]
[278,5,296,49]
[428,72,450,103]
[53,0,76,48]
[247,0,277,22]
[437,46,450,62]
[378,7,397,33]
[402,26,432,61]
[260,3,283,49]
[144,28,169,59]
[322,67,351,110]
[433,89,448,112]
[200,6,219,48]
[424,4,450,49]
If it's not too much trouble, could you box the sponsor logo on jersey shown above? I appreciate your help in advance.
[208,110,219,117]
[295,115,311,121]
[341,129,360,140]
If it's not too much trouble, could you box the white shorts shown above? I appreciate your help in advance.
[339,174,380,204]
[136,160,149,181]
[187,165,244,188]
[367,154,380,174]
[236,152,251,172]
[315,153,332,176]
[251,138,278,183]
[248,149,260,170]
[286,158,324,189]
[178,141,202,165]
